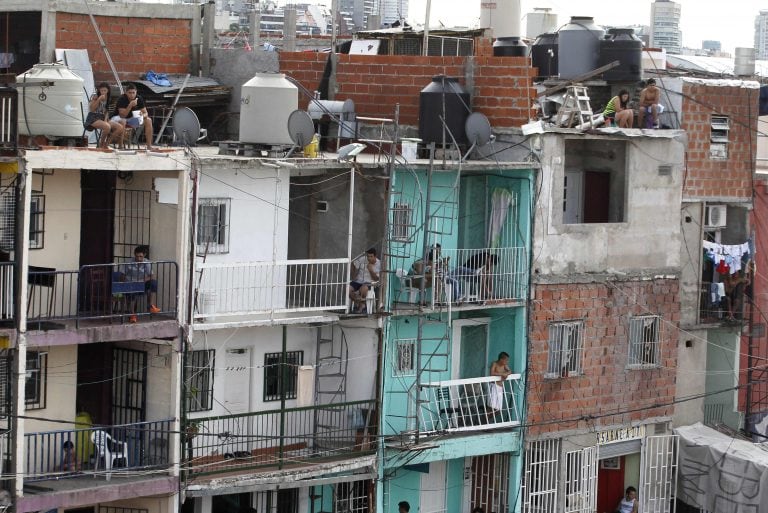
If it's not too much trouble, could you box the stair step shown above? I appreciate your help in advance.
[317,390,346,394]
[317,372,345,377]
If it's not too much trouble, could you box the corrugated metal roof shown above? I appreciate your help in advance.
[666,54,768,77]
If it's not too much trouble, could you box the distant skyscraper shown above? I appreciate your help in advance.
[380,0,408,26]
[702,40,721,52]
[755,10,768,60]
[650,0,682,54]
[340,0,379,30]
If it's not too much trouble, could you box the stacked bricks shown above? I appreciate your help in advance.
[527,278,680,437]
[55,12,192,82]
[680,81,757,199]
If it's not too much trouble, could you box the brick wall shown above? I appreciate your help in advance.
[278,50,535,129]
[55,12,192,82]
[527,279,680,437]
[681,81,757,199]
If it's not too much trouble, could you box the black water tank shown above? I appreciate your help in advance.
[530,32,558,78]
[599,28,643,82]
[493,36,528,57]
[418,76,470,146]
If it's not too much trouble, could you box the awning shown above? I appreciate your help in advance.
[675,423,768,513]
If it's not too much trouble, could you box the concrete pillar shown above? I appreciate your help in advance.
[201,1,216,77]
[283,8,297,53]
[367,14,381,30]
[249,10,261,49]
[190,2,202,75]
[39,0,57,64]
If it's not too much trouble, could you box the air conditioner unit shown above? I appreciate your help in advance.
[705,205,727,228]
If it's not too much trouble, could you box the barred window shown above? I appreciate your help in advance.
[628,315,662,368]
[391,202,414,242]
[25,351,47,410]
[263,351,303,401]
[393,339,415,376]
[0,193,45,250]
[186,349,215,412]
[197,198,230,254]
[29,195,45,249]
[546,320,584,378]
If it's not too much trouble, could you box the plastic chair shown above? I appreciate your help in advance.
[395,268,421,303]
[91,430,129,480]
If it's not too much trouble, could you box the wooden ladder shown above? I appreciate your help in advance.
[557,85,594,128]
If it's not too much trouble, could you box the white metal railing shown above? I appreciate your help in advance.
[0,262,12,321]
[194,258,350,319]
[418,374,522,433]
[405,247,528,308]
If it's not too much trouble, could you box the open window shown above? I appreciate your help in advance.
[546,320,584,378]
[563,139,628,224]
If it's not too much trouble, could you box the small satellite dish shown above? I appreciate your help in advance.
[172,107,203,146]
[465,112,492,147]
[287,110,315,148]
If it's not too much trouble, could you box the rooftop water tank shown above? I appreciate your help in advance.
[531,32,558,79]
[418,76,470,147]
[599,28,643,82]
[526,7,558,39]
[239,73,298,145]
[480,0,521,38]
[735,47,756,76]
[558,16,604,79]
[493,36,528,57]
[16,63,85,138]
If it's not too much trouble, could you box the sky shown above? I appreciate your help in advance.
[402,0,763,53]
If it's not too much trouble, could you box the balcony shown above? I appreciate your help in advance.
[185,400,376,476]
[24,419,174,481]
[25,261,178,328]
[392,247,528,309]
[194,258,350,322]
[418,375,522,434]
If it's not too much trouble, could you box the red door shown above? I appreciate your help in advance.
[597,456,625,513]
[583,171,611,223]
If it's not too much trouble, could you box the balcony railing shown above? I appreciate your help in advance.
[418,375,522,434]
[0,262,13,323]
[24,419,174,481]
[26,261,178,325]
[394,247,528,308]
[185,400,376,476]
[194,258,350,320]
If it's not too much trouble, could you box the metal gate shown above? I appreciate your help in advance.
[522,438,561,513]
[564,446,597,513]
[471,453,510,513]
[113,189,152,262]
[640,435,679,513]
[112,347,147,425]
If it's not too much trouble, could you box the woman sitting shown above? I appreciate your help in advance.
[85,82,124,148]
[603,89,633,128]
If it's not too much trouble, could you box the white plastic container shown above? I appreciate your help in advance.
[16,63,85,138]
[239,73,298,145]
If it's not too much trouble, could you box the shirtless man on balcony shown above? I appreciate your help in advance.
[348,248,380,313]
[488,352,511,416]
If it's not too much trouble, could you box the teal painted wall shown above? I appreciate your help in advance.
[704,328,742,429]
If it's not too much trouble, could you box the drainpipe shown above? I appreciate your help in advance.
[279,325,287,469]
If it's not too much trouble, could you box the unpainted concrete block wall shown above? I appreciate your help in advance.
[55,12,192,82]
[681,82,757,200]
[527,278,680,437]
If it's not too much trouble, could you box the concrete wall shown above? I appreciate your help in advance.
[533,133,685,276]
[24,344,78,433]
[28,169,81,271]
[527,278,679,437]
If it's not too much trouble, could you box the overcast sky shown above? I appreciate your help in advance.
[401,0,764,53]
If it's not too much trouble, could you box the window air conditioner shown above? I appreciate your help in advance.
[705,205,727,228]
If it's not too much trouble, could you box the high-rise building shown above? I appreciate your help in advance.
[340,0,379,30]
[380,0,408,26]
[650,0,682,54]
[754,10,768,60]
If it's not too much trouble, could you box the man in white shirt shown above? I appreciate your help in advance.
[348,247,381,313]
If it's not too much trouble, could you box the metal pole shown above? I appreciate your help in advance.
[346,165,356,313]
[331,0,339,52]
[154,74,191,145]
[82,0,123,92]
[746,268,755,424]
[279,325,287,469]
[422,0,432,56]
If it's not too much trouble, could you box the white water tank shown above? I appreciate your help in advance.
[734,47,755,76]
[16,63,85,138]
[239,73,298,145]
[526,7,558,39]
[480,0,521,38]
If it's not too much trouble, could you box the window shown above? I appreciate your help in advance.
[393,338,415,376]
[25,351,47,410]
[335,481,371,513]
[710,115,729,159]
[263,350,303,401]
[546,321,584,378]
[0,193,45,250]
[628,315,662,368]
[186,349,215,412]
[197,198,230,254]
[562,139,627,224]
[391,202,414,242]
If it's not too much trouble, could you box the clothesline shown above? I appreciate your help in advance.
[702,239,753,275]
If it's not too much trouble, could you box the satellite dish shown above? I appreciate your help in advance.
[172,107,203,146]
[287,110,315,148]
[465,112,492,147]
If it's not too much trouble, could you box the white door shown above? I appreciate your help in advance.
[564,446,597,513]
[220,348,252,454]
[563,171,584,224]
[640,435,679,513]
[420,461,447,513]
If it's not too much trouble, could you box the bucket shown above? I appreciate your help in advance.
[303,133,319,158]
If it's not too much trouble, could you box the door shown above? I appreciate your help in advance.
[77,344,113,425]
[112,347,147,425]
[564,446,598,513]
[640,435,679,513]
[583,171,610,223]
[597,456,626,513]
[79,170,116,314]
[452,320,489,379]
[220,348,251,455]
[563,171,584,224]
[420,460,447,513]
[471,453,511,513]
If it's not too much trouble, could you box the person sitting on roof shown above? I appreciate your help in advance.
[603,89,633,128]
[111,83,155,150]
[638,78,664,129]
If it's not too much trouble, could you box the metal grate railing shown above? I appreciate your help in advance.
[522,438,561,513]
[0,88,17,149]
[0,262,12,322]
[628,315,662,368]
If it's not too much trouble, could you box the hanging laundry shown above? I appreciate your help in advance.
[702,239,752,274]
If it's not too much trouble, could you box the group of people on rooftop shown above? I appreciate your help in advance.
[602,78,663,129]
[84,82,155,150]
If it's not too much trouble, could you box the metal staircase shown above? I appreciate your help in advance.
[313,324,349,453]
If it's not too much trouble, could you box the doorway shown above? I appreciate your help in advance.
[452,319,489,379]
[420,460,447,513]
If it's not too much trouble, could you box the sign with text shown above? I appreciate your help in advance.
[596,425,646,445]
